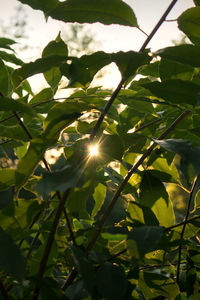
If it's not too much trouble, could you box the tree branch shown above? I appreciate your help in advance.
[87,110,190,252]
[176,174,200,284]
[89,0,179,141]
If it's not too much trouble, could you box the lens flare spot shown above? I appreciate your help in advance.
[89,144,99,157]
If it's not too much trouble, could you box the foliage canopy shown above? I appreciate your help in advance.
[0,0,200,299]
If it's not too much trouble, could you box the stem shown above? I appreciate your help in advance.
[176,174,200,284]
[89,0,179,141]
[32,189,71,300]
[89,77,125,141]
[139,0,179,52]
[87,110,190,252]
[63,208,77,246]
[62,267,78,291]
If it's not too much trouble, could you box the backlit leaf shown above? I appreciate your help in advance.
[49,0,138,27]
[178,7,200,45]
[12,55,67,89]
[91,183,106,218]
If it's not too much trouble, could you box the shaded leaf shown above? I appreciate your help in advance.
[96,262,128,300]
[156,45,200,68]
[0,96,35,116]
[142,79,200,106]
[127,226,164,259]
[0,188,13,209]
[36,165,83,197]
[159,58,194,81]
[0,226,25,280]
[70,246,97,297]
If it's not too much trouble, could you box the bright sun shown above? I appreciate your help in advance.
[89,144,99,157]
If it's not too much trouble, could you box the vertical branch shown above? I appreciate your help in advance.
[176,174,200,284]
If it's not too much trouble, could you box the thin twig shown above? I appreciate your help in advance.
[176,174,200,284]
[139,0,179,52]
[63,208,77,246]
[166,215,200,231]
[87,110,190,252]
[26,209,55,261]
[32,189,71,300]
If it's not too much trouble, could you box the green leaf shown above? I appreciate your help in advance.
[99,134,125,162]
[0,200,41,240]
[159,58,194,81]
[178,7,200,45]
[96,262,128,300]
[66,52,111,88]
[142,272,180,298]
[156,45,200,68]
[91,183,106,218]
[43,101,85,144]
[0,37,16,51]
[154,138,200,176]
[0,58,10,96]
[70,246,97,297]
[17,0,58,13]
[127,201,159,226]
[142,79,200,106]
[15,137,47,190]
[127,226,164,260]
[29,88,53,105]
[0,227,25,280]
[0,188,13,209]
[0,169,15,191]
[0,51,23,65]
[113,51,151,80]
[15,102,83,190]
[0,96,35,116]
[12,55,67,89]
[42,33,68,89]
[49,0,138,27]
[138,61,160,77]
[139,171,169,207]
[36,165,83,197]
[0,124,31,142]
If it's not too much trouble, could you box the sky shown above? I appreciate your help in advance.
[0,0,195,90]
